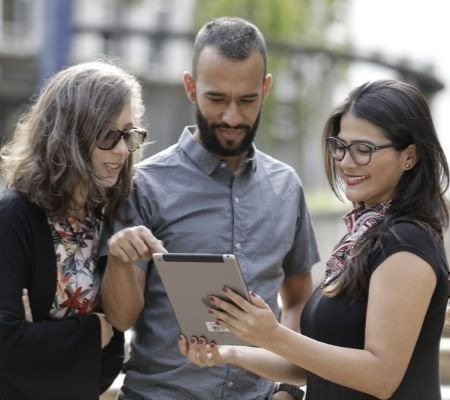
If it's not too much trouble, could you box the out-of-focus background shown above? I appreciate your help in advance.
[1,0,448,265]
[1,0,450,396]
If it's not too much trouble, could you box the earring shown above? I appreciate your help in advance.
[405,163,411,169]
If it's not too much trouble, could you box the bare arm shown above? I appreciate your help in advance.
[279,272,313,331]
[179,337,307,385]
[179,273,312,392]
[101,226,166,331]
[184,251,436,399]
[101,258,146,331]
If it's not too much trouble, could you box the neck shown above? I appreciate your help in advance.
[225,155,246,174]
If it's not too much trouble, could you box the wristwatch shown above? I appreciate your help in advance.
[274,383,305,400]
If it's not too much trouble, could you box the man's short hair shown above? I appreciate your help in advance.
[192,17,267,77]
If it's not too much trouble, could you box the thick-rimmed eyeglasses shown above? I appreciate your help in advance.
[326,136,394,166]
[97,127,147,152]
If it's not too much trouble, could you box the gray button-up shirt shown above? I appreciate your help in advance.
[117,127,319,400]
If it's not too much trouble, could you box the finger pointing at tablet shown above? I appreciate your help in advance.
[108,225,167,263]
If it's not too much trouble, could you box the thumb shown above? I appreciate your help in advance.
[249,291,269,308]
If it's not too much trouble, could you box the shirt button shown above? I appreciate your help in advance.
[234,197,240,203]
[235,243,241,250]
[227,381,234,387]
[220,162,227,168]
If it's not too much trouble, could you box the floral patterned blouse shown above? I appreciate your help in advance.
[48,216,102,319]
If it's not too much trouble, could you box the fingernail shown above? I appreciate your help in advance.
[250,291,256,297]
[191,337,196,344]
[208,296,215,303]
[222,286,228,293]
[178,335,183,342]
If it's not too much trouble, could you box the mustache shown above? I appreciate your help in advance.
[211,123,251,130]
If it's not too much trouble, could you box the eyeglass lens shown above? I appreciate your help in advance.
[98,128,146,152]
[327,138,373,166]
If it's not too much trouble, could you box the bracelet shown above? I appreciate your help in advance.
[274,383,305,400]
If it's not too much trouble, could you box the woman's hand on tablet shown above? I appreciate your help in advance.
[207,288,281,348]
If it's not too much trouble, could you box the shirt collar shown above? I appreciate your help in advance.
[179,126,257,176]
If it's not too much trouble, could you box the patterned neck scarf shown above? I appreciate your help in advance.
[323,201,391,287]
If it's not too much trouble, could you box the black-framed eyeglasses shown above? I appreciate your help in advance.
[97,127,147,152]
[326,136,394,166]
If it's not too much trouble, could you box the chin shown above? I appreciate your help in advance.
[344,191,362,204]
[101,177,119,188]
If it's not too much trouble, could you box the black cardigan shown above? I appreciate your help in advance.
[0,190,123,400]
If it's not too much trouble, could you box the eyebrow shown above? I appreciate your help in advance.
[110,123,135,131]
[241,94,259,100]
[204,91,259,99]
[205,91,224,97]
[336,137,378,145]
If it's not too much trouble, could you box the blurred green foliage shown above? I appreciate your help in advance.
[192,0,350,154]
[194,0,344,44]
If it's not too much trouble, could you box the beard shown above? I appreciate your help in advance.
[195,106,261,157]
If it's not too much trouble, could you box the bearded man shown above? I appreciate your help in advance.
[101,16,319,400]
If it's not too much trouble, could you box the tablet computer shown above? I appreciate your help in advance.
[153,253,250,345]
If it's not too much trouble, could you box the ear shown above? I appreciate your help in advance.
[183,71,196,104]
[403,144,419,171]
[261,73,272,103]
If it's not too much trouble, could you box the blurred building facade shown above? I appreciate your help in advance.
[0,0,445,189]
[0,0,196,156]
[0,0,37,141]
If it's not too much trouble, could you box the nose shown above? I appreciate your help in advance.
[221,102,243,127]
[339,148,356,166]
[112,137,130,156]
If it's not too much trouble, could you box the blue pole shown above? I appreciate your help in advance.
[37,0,72,88]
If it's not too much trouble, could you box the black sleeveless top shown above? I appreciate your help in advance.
[301,222,449,399]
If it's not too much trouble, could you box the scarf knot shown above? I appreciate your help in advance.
[323,201,391,287]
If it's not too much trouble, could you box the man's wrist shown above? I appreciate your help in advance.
[274,383,305,400]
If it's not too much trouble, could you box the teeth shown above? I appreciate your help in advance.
[105,163,121,170]
[346,175,366,183]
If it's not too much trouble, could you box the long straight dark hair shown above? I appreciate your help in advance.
[322,80,449,298]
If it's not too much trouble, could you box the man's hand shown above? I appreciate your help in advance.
[108,225,166,264]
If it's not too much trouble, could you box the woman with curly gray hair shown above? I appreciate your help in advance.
[0,61,147,399]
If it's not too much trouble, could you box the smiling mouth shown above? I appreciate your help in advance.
[344,175,368,185]
[104,163,123,174]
